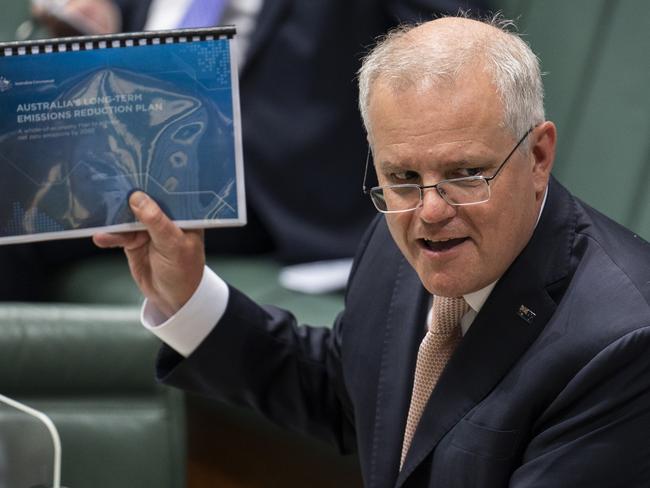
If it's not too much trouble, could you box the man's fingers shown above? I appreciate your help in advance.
[93,230,149,250]
[94,191,180,251]
[129,191,183,250]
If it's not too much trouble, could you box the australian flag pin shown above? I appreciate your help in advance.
[517,304,536,324]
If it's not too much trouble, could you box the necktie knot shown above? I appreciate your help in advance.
[430,295,469,335]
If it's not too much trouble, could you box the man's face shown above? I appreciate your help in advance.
[367,71,552,297]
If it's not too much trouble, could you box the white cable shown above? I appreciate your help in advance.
[0,393,61,488]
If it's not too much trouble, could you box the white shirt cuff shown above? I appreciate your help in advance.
[141,266,229,357]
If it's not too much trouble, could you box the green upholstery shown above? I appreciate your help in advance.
[0,304,186,488]
[51,255,345,327]
[500,0,650,240]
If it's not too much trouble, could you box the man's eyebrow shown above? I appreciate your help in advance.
[376,156,494,172]
[436,151,497,166]
[444,158,495,168]
[375,160,407,172]
[375,159,417,173]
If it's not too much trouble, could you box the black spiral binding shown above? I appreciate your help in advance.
[0,26,236,57]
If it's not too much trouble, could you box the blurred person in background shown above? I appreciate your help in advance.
[1,0,487,300]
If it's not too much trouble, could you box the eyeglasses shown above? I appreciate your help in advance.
[362,127,534,214]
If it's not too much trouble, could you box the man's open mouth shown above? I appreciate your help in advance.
[420,237,468,252]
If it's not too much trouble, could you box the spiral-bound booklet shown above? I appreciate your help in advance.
[0,27,245,245]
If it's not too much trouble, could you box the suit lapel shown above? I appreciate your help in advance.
[396,279,556,485]
[367,256,429,488]
[395,177,576,486]
[239,0,290,77]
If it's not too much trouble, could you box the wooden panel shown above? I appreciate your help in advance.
[186,395,363,488]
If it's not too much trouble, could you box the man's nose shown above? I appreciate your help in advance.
[417,187,456,223]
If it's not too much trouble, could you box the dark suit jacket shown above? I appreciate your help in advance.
[115,0,485,262]
[157,177,650,487]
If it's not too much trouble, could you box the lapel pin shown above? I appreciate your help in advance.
[517,304,536,324]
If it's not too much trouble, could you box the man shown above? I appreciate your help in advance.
[95,15,650,487]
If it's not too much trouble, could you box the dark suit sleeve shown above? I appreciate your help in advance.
[155,216,384,454]
[157,290,356,453]
[509,326,650,487]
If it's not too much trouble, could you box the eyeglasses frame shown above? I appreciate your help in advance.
[362,127,535,213]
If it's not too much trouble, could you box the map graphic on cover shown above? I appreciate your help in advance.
[0,28,245,245]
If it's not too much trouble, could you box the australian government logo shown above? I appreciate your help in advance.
[0,76,12,92]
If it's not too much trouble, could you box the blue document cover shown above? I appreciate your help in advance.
[0,28,245,244]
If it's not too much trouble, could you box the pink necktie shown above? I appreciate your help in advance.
[400,295,469,468]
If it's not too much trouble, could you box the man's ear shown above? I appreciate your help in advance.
[530,121,557,194]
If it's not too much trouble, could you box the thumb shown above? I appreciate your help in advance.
[129,191,183,250]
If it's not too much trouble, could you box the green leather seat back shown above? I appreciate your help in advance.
[0,304,186,488]
[51,255,345,326]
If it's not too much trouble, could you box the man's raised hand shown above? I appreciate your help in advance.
[93,191,205,318]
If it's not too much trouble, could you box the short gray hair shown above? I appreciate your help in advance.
[358,14,545,144]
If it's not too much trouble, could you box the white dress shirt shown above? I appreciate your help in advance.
[144,0,263,66]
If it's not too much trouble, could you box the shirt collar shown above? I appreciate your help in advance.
[463,281,498,313]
